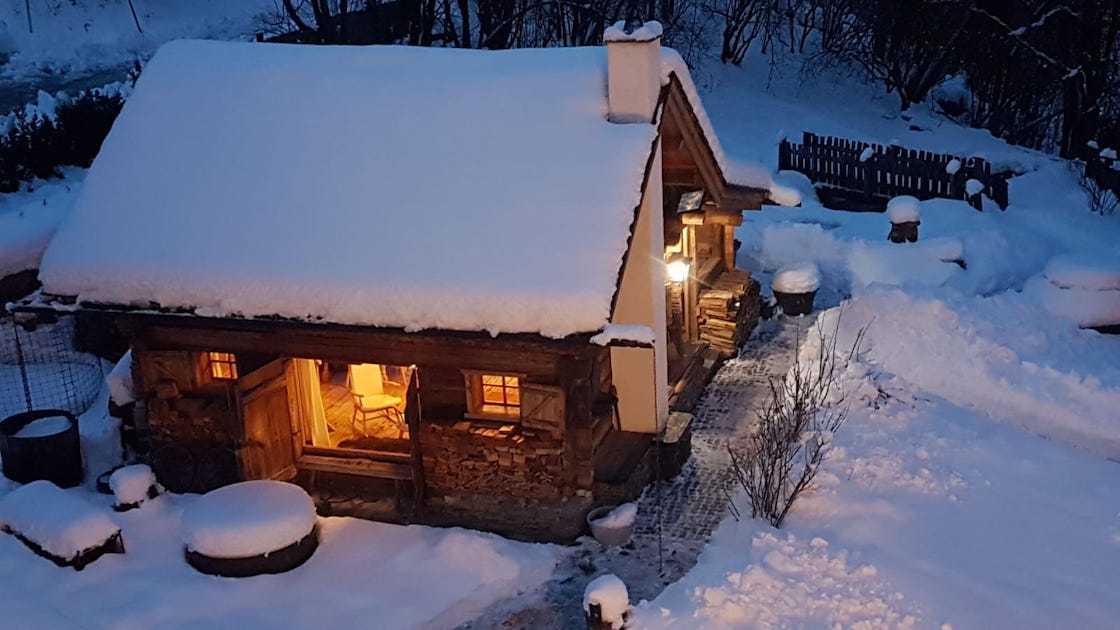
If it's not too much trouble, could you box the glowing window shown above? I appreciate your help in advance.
[208,352,238,380]
[465,372,521,420]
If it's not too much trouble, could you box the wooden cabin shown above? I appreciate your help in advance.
[30,27,770,541]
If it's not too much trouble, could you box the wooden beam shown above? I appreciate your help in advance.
[723,184,771,211]
[703,210,743,226]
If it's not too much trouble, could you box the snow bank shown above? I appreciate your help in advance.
[1043,253,1120,291]
[0,481,119,560]
[1028,276,1120,328]
[591,502,638,528]
[41,41,658,338]
[107,350,135,406]
[590,325,655,346]
[181,481,317,558]
[847,238,964,289]
[583,574,630,629]
[12,414,71,438]
[109,465,157,506]
[886,195,921,223]
[772,263,821,294]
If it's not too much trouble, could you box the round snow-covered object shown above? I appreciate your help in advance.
[181,481,317,559]
[772,263,822,294]
[583,573,629,628]
[109,464,157,505]
[886,196,921,224]
[1043,253,1120,291]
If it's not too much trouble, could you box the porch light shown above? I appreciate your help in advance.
[666,253,691,283]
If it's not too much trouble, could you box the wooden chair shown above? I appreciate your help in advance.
[347,364,405,437]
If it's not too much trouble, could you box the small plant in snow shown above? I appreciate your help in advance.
[729,316,866,528]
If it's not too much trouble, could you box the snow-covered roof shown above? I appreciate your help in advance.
[40,40,668,338]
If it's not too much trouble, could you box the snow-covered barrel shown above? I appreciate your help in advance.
[771,263,822,317]
[181,480,319,577]
[0,409,83,487]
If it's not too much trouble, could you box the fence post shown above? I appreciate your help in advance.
[778,139,790,171]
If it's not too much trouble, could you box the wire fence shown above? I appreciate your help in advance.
[0,315,105,419]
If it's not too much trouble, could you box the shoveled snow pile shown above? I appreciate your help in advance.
[590,325,656,346]
[591,502,638,528]
[772,262,821,294]
[583,573,630,629]
[0,481,119,561]
[12,414,71,438]
[886,195,921,223]
[109,464,157,506]
[181,481,317,558]
[40,40,662,338]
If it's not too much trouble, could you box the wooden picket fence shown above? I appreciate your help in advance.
[778,132,1009,211]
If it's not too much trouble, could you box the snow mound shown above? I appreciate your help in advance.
[847,238,964,289]
[1028,276,1120,328]
[1043,253,1120,291]
[772,263,821,294]
[109,464,157,506]
[886,195,921,223]
[584,574,630,629]
[0,480,119,560]
[591,502,638,528]
[106,350,135,406]
[181,481,317,558]
[12,414,71,438]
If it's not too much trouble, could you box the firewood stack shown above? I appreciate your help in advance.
[698,269,760,356]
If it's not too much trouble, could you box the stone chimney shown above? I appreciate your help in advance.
[604,19,663,124]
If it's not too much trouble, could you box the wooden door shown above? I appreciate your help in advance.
[236,359,296,481]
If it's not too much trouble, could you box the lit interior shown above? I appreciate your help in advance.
[208,352,238,380]
[480,374,520,417]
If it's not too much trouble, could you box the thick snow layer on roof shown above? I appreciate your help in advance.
[590,324,656,346]
[39,40,659,338]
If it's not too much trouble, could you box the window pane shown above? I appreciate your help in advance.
[483,385,506,404]
[507,387,520,405]
[482,375,504,386]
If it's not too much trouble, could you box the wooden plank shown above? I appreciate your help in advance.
[297,454,413,479]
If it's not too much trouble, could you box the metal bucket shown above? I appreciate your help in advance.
[0,409,83,487]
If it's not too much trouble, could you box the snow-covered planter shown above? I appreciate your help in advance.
[0,480,124,570]
[771,263,821,317]
[181,480,319,578]
[109,464,160,511]
[586,503,637,547]
[0,409,83,487]
[584,573,630,629]
[886,196,921,243]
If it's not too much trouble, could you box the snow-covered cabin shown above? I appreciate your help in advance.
[33,25,768,540]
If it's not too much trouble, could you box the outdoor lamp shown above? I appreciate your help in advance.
[666,253,691,283]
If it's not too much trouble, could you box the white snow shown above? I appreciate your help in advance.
[583,573,629,629]
[0,170,84,277]
[39,40,663,339]
[886,195,921,223]
[0,480,119,560]
[1101,148,1117,160]
[591,502,638,528]
[772,262,821,294]
[109,464,157,506]
[859,146,875,162]
[1043,252,1120,291]
[603,20,663,42]
[107,350,136,406]
[590,325,656,346]
[965,178,984,196]
[12,414,71,438]
[1029,275,1120,328]
[945,158,962,174]
[181,480,317,558]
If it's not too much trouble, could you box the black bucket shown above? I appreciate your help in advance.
[0,409,83,487]
[773,290,818,317]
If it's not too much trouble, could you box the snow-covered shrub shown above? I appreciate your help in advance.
[1075,159,1120,216]
[729,316,866,528]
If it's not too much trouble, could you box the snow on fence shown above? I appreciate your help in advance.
[778,132,1009,211]
[0,316,104,419]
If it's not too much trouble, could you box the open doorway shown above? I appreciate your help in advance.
[288,359,414,455]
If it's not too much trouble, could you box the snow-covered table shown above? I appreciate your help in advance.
[0,480,124,570]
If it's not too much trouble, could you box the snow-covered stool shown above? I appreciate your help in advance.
[771,263,822,317]
[109,464,161,511]
[0,480,124,571]
[181,480,319,578]
[584,573,630,629]
[886,195,921,243]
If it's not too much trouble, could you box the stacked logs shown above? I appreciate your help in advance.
[698,269,760,356]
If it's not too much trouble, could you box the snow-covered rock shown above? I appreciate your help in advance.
[109,464,157,507]
[584,574,630,629]
[772,263,822,294]
[0,481,119,561]
[181,481,317,558]
[886,196,921,224]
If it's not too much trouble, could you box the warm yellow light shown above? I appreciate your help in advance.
[667,259,690,283]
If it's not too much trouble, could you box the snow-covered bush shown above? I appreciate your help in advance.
[729,316,866,528]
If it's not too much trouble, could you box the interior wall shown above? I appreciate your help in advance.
[610,144,668,434]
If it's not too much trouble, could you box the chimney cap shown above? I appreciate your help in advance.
[604,19,663,43]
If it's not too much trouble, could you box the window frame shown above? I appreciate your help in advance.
[205,351,239,381]
[463,370,524,422]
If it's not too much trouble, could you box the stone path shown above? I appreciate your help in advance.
[461,318,806,629]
